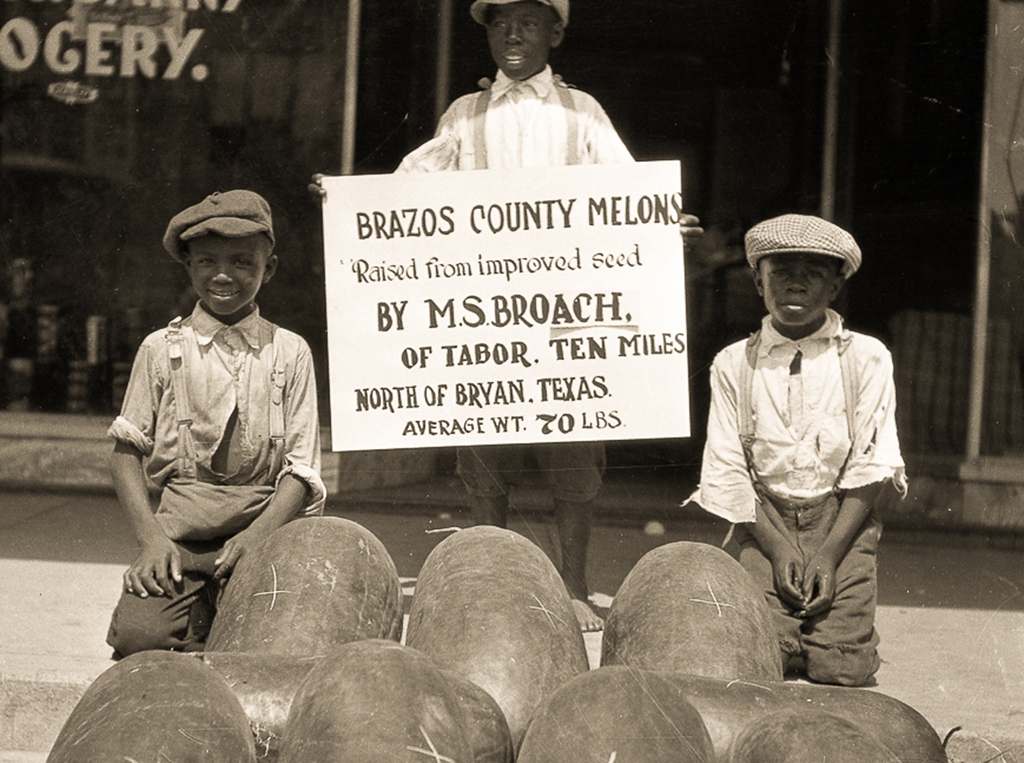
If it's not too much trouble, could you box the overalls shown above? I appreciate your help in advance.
[732,331,882,687]
[107,318,287,656]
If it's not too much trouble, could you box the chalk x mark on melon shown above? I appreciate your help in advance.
[406,725,456,763]
[688,581,735,617]
[251,564,293,610]
[725,679,772,690]
[608,752,617,763]
[529,593,568,629]
[178,726,226,743]
[426,526,463,535]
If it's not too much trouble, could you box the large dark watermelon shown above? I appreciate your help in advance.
[278,639,473,762]
[664,673,948,763]
[199,652,322,760]
[207,516,402,655]
[727,708,900,763]
[440,669,514,763]
[601,541,782,682]
[405,526,589,748]
[47,650,255,762]
[517,666,715,763]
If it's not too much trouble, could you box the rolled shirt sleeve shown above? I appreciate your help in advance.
[276,334,326,515]
[837,336,907,496]
[107,339,163,457]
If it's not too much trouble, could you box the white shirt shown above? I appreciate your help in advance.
[396,66,635,172]
[694,309,906,524]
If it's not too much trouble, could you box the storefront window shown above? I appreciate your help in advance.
[1,0,355,415]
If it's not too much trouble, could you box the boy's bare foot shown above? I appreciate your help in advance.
[571,598,604,632]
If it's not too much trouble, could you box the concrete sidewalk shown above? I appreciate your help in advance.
[3,483,1024,761]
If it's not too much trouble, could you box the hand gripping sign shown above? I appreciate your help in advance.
[321,161,689,452]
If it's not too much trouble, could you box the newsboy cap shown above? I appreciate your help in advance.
[745,214,861,279]
[163,190,275,262]
[470,0,569,26]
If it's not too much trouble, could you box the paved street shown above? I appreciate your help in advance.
[2,485,1024,761]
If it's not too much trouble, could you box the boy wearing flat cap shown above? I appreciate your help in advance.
[691,214,906,686]
[106,190,325,657]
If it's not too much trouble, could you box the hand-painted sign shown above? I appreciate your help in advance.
[322,161,690,452]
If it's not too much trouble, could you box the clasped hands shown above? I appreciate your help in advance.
[771,545,839,619]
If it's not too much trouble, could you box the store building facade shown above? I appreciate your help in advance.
[1,0,1020,526]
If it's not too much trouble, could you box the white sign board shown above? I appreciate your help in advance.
[322,161,690,452]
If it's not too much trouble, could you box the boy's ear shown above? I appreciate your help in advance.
[752,266,765,297]
[827,271,844,302]
[263,254,279,283]
[550,20,565,48]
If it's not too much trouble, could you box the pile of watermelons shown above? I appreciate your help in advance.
[47,517,950,762]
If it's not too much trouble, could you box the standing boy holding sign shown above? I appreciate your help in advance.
[397,0,628,632]
[315,0,698,631]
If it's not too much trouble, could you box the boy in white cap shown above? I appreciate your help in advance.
[398,0,637,632]
[106,190,326,656]
[314,0,699,631]
[396,0,632,172]
[691,214,906,686]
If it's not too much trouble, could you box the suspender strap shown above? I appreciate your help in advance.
[555,84,580,165]
[738,331,760,485]
[473,89,490,170]
[261,322,287,478]
[267,327,286,444]
[838,333,857,448]
[834,333,858,485]
[472,82,581,169]
[166,317,198,482]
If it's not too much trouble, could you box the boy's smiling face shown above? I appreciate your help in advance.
[754,252,844,340]
[184,233,277,325]
[486,1,564,81]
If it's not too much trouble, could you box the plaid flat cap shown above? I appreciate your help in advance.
[745,214,861,279]
[470,0,569,26]
[163,190,275,262]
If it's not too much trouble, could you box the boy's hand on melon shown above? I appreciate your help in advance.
[213,526,269,580]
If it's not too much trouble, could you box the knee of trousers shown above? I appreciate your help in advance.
[107,614,187,657]
[803,641,881,687]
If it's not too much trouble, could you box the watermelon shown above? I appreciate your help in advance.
[278,639,472,762]
[405,526,588,748]
[602,541,782,682]
[207,516,402,655]
[47,650,255,762]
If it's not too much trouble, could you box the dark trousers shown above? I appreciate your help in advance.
[456,442,605,504]
[734,494,882,686]
[106,538,226,657]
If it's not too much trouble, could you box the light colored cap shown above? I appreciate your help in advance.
[163,190,275,262]
[745,214,861,279]
[470,0,568,26]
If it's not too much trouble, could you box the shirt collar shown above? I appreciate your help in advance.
[189,302,262,349]
[490,65,555,101]
[759,308,844,354]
